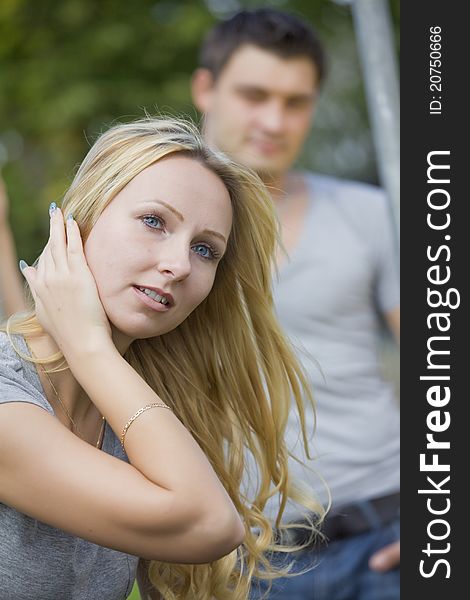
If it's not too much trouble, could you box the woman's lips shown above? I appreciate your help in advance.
[132,286,172,312]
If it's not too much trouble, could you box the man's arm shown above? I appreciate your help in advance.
[0,175,26,316]
[369,305,400,572]
[385,305,400,345]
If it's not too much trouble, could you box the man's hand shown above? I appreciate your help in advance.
[369,540,400,572]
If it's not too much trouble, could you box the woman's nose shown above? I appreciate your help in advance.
[156,239,192,281]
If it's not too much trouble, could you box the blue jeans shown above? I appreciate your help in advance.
[250,516,400,600]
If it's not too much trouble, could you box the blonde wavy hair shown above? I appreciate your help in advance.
[4,117,324,599]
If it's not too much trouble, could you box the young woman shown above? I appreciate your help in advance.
[0,118,322,600]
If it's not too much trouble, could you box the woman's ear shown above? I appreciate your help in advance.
[191,68,215,113]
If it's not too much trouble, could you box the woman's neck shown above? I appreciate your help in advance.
[25,325,134,425]
[25,333,92,423]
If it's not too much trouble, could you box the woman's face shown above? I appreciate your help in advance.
[84,154,233,349]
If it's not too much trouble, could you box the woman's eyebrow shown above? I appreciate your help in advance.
[141,200,227,244]
[201,229,227,244]
[141,199,184,221]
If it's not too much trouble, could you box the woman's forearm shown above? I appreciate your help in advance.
[64,342,242,538]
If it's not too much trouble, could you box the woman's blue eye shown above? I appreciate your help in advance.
[192,244,214,259]
[142,216,218,259]
[143,215,164,229]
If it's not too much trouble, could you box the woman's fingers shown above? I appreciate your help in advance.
[19,261,38,304]
[48,204,68,269]
[37,240,51,280]
[35,205,84,275]
[20,202,69,315]
[65,214,86,263]
[18,205,111,350]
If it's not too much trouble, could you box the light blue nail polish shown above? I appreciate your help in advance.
[49,202,57,216]
[19,260,28,272]
[67,213,74,222]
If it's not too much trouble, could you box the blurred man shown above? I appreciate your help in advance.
[0,174,26,318]
[192,8,400,599]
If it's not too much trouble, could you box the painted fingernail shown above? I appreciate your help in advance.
[49,202,57,216]
[19,260,28,272]
[67,213,74,222]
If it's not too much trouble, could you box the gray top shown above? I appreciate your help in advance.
[0,332,139,599]
[261,173,400,520]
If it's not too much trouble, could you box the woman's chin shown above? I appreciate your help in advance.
[108,319,174,350]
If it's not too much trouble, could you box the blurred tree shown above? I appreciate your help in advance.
[0,0,399,263]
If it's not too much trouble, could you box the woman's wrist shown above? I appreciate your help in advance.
[62,347,161,438]
[61,335,118,367]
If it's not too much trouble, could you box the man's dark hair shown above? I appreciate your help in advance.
[199,8,326,84]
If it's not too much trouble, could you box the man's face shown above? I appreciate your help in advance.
[193,44,319,180]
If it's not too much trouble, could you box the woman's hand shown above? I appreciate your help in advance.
[21,205,112,355]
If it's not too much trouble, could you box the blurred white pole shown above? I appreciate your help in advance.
[338,0,400,252]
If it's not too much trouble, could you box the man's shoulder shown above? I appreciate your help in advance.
[303,171,386,205]
[299,172,397,253]
[302,172,390,232]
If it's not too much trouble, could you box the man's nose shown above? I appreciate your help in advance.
[156,238,192,282]
[259,101,286,133]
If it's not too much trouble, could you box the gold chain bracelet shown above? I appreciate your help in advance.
[120,403,172,448]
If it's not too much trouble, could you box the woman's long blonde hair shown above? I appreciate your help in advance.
[4,117,324,599]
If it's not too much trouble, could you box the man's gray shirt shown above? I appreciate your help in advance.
[262,173,400,521]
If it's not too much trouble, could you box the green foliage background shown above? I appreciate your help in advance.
[0,0,399,265]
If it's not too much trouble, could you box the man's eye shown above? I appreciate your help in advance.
[142,215,164,229]
[241,90,264,102]
[288,98,310,109]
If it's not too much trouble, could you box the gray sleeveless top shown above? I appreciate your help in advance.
[0,332,139,599]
